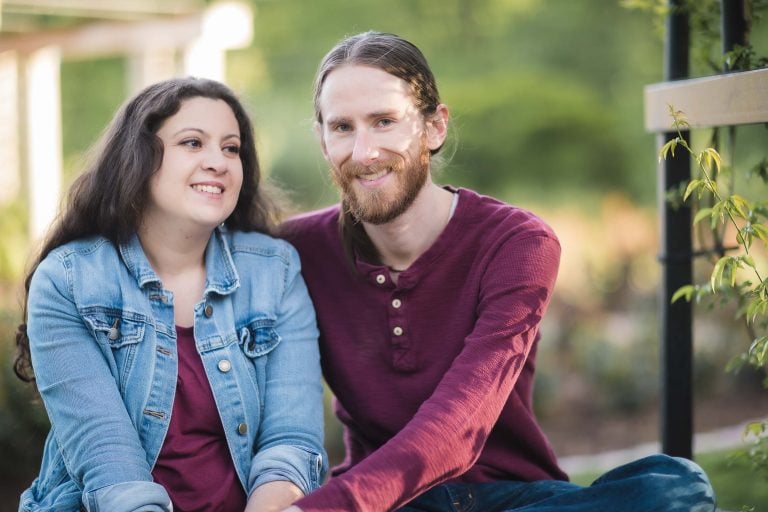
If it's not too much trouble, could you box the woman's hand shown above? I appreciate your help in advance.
[244,481,303,512]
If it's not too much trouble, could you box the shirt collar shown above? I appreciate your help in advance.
[118,226,240,295]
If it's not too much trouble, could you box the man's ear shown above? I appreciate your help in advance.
[314,121,330,161]
[425,104,449,151]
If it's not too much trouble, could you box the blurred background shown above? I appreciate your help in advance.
[1,0,767,509]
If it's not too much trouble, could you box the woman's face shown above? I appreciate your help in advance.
[144,97,243,235]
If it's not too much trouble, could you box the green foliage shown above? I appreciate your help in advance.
[734,421,768,479]
[663,111,768,353]
[0,201,29,283]
[624,0,768,74]
[0,310,49,501]
[60,57,126,183]
[660,87,768,508]
[443,71,632,194]
[245,0,663,209]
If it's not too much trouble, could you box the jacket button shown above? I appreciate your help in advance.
[217,359,231,373]
[204,304,214,317]
[237,422,248,435]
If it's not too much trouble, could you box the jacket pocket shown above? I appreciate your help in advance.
[82,307,147,348]
[238,317,281,357]
[81,307,149,390]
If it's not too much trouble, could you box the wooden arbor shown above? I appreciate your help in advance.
[0,2,253,239]
[644,0,768,458]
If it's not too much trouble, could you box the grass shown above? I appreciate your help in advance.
[569,449,768,511]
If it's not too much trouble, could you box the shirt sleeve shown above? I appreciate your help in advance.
[248,244,328,496]
[295,233,561,511]
[28,254,171,511]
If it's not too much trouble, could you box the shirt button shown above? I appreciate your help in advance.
[237,422,248,435]
[391,299,402,309]
[393,326,403,336]
[204,304,214,317]
[375,274,386,284]
[217,359,231,373]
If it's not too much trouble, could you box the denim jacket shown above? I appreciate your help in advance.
[19,228,327,512]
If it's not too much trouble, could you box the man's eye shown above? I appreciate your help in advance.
[333,123,351,132]
[377,119,394,127]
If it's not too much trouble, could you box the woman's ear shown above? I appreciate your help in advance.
[425,104,449,151]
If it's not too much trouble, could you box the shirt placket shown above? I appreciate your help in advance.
[372,270,414,371]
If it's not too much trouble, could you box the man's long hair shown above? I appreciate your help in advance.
[313,31,445,265]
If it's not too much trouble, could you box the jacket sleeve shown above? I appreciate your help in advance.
[27,253,171,512]
[248,244,328,496]
[296,233,561,511]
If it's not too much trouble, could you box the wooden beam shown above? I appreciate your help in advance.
[0,13,202,57]
[644,68,768,132]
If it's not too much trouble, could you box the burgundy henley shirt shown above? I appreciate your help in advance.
[283,187,566,511]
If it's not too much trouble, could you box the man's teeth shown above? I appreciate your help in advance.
[192,184,222,194]
[359,169,389,181]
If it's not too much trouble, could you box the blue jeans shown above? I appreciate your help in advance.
[397,455,715,512]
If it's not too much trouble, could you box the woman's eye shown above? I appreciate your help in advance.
[181,138,202,148]
[224,145,241,155]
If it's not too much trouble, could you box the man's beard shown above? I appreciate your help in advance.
[332,140,431,225]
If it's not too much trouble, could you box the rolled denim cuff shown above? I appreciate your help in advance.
[249,444,326,496]
[83,480,172,512]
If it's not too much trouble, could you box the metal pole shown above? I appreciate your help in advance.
[721,0,748,65]
[659,0,692,459]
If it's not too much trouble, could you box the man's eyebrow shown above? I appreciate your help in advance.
[325,110,401,125]
[324,116,350,126]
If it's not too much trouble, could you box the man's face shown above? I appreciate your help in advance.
[317,65,437,224]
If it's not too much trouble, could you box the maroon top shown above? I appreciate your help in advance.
[152,326,247,512]
[283,187,567,512]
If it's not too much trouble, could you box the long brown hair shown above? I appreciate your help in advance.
[313,31,446,265]
[14,76,278,382]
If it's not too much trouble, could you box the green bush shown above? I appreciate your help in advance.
[0,310,49,507]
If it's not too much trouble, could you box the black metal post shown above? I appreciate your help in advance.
[721,0,748,64]
[659,0,693,459]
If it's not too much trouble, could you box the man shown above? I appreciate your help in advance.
[281,31,715,512]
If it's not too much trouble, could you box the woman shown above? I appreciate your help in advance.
[14,77,327,512]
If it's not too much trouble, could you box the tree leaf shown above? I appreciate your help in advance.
[683,179,702,201]
[701,147,723,174]
[728,194,751,219]
[710,256,730,291]
[693,207,713,225]
[752,223,768,244]
[659,137,680,161]
[671,285,695,303]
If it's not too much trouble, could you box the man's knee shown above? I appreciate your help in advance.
[637,454,716,511]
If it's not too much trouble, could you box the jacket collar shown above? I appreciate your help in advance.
[118,226,240,296]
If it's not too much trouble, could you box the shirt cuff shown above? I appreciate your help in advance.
[249,444,326,496]
[82,481,172,512]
